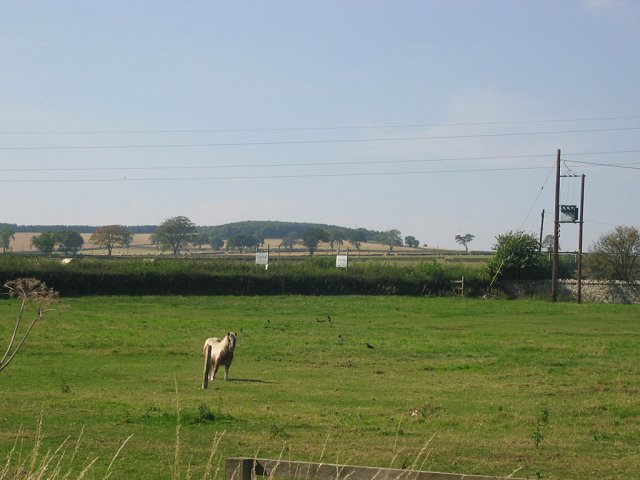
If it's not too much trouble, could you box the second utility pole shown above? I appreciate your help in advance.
[551,149,561,302]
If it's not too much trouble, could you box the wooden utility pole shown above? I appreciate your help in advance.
[551,149,561,302]
[577,174,585,304]
[539,209,545,250]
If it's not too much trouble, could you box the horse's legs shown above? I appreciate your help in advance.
[224,365,230,381]
[211,360,220,381]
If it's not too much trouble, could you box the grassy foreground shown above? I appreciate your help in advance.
[0,296,638,479]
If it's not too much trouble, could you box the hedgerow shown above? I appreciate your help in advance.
[0,255,489,296]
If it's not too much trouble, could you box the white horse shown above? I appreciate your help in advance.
[203,332,237,382]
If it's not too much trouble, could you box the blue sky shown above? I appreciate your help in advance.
[1,0,639,250]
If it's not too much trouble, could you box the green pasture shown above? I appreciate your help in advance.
[1,296,639,479]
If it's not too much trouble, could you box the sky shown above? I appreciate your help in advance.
[1,0,639,250]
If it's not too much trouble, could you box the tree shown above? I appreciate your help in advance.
[151,216,196,255]
[0,225,15,253]
[226,234,260,252]
[90,225,133,256]
[585,225,640,281]
[281,231,299,251]
[486,230,546,280]
[378,229,402,252]
[302,228,329,255]
[31,232,56,255]
[55,230,84,255]
[455,234,475,253]
[348,228,368,253]
[1,278,59,374]
[208,233,224,250]
[404,236,420,248]
[327,229,345,251]
[194,230,211,250]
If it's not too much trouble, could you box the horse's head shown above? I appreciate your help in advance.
[227,331,237,350]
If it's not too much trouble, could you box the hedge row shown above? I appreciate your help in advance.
[0,256,490,297]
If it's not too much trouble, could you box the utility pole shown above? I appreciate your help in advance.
[551,149,561,302]
[539,209,545,251]
[551,149,586,304]
[577,174,585,304]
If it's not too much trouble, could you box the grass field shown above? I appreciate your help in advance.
[1,296,638,479]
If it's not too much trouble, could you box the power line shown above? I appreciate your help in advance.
[1,126,639,151]
[0,164,553,184]
[1,149,638,174]
[562,149,640,157]
[520,163,556,228]
[0,153,553,172]
[563,159,640,170]
[2,115,639,135]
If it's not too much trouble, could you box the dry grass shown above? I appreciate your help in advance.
[1,413,132,480]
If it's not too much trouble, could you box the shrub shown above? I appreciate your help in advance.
[584,225,640,281]
[486,230,547,281]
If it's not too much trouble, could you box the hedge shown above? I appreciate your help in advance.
[0,256,489,297]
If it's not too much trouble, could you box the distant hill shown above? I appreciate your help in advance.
[205,220,379,240]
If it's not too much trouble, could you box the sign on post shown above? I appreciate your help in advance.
[336,254,348,268]
[256,251,269,270]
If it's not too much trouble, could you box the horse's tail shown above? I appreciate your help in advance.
[203,340,211,356]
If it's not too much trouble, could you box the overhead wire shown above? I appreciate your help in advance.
[0,149,638,174]
[2,152,553,172]
[1,126,639,151]
[1,114,639,135]
[563,159,640,170]
[0,164,555,184]
[520,162,556,229]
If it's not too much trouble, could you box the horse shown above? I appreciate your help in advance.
[202,332,237,382]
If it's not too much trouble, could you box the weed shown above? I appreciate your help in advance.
[531,406,551,449]
[269,423,291,440]
[60,380,72,394]
[197,403,217,423]
[531,424,544,449]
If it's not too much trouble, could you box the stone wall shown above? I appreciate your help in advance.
[502,279,640,304]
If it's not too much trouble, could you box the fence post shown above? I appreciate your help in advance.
[453,276,464,296]
[225,458,253,480]
[202,344,212,390]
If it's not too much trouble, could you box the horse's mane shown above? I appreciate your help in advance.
[217,332,236,356]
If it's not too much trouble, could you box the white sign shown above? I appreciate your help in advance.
[336,254,348,268]
[255,251,269,265]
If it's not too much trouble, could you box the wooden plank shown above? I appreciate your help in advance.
[225,458,522,480]
[202,344,212,390]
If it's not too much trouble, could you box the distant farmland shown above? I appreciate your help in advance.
[10,232,155,254]
[9,233,481,261]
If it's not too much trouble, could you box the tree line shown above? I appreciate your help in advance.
[158,218,423,256]
[3,219,638,281]
[1,218,423,257]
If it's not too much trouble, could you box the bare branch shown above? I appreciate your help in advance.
[0,278,60,373]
